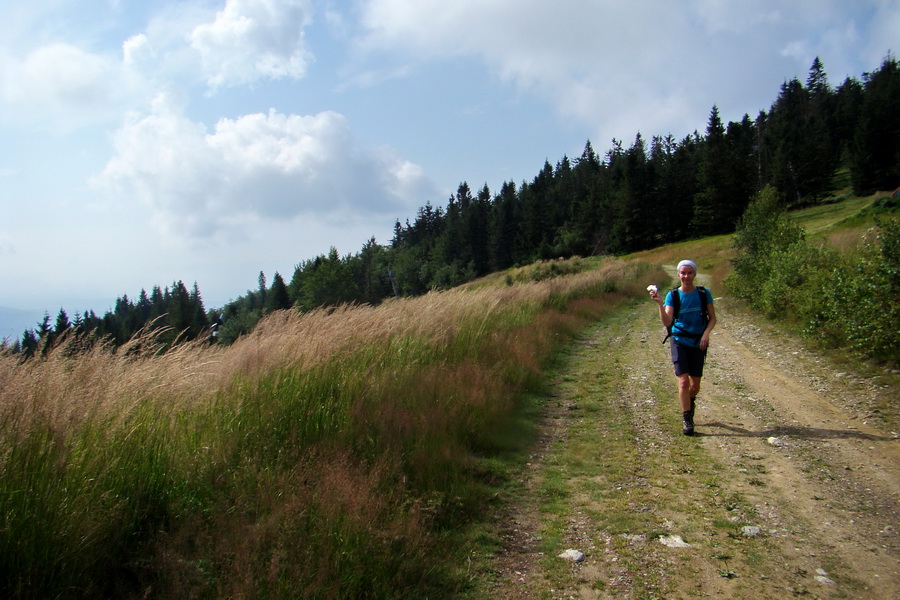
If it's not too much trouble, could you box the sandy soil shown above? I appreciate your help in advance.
[486,285,899,599]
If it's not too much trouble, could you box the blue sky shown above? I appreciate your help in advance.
[1,0,897,338]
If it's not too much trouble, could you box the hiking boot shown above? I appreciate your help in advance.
[682,411,694,436]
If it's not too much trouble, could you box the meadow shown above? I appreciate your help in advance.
[0,257,658,599]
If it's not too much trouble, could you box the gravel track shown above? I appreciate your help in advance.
[487,287,899,599]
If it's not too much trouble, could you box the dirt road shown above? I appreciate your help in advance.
[487,286,900,599]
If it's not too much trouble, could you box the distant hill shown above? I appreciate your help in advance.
[0,306,43,344]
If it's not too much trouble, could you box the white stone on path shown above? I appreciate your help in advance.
[558,549,585,562]
[741,526,762,537]
[659,535,691,548]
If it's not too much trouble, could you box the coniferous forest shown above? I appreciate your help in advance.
[7,55,900,356]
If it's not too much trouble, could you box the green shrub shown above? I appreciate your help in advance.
[728,186,805,302]
[729,187,899,363]
[823,218,900,361]
[757,242,837,325]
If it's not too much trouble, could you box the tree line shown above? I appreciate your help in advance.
[12,281,210,359]
[6,55,899,354]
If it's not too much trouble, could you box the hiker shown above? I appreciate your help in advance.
[648,260,717,435]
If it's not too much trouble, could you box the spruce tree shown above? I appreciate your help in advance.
[137,289,152,324]
[150,285,166,321]
[692,106,730,235]
[765,63,839,204]
[354,237,393,304]
[257,271,268,308]
[767,78,807,202]
[723,114,760,223]
[488,180,521,270]
[609,133,654,252]
[189,282,209,336]
[166,281,193,340]
[21,329,38,359]
[37,312,54,352]
[669,134,702,240]
[832,76,864,169]
[851,55,900,194]
[567,140,609,256]
[803,57,840,200]
[265,272,292,312]
[518,162,555,260]
[467,184,492,276]
[54,308,70,338]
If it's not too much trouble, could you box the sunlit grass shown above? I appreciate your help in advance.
[0,257,659,599]
[788,192,881,237]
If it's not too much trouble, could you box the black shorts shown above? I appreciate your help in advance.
[671,340,707,378]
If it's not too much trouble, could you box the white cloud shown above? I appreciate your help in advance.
[190,0,315,89]
[863,2,900,66]
[355,0,897,141]
[0,42,146,130]
[122,33,152,67]
[0,0,323,131]
[353,0,717,140]
[92,102,437,239]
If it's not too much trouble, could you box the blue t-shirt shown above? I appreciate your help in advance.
[664,287,713,348]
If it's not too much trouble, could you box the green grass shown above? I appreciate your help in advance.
[0,258,655,600]
[787,193,879,236]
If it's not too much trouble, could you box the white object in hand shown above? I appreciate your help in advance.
[647,284,658,293]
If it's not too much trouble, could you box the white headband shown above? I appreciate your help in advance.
[677,260,698,274]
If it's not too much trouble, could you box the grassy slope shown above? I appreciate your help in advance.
[628,189,893,288]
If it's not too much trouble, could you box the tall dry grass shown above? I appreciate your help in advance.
[0,257,659,599]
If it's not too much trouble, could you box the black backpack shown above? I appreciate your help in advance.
[662,286,709,344]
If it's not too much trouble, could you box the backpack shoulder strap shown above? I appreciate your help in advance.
[670,287,681,318]
[662,288,681,344]
[697,286,708,320]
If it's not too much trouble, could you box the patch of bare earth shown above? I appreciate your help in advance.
[486,288,899,599]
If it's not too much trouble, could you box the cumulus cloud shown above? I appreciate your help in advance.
[0,0,321,129]
[353,0,720,139]
[122,34,153,68]
[356,0,895,141]
[0,43,146,129]
[190,0,315,89]
[92,102,437,239]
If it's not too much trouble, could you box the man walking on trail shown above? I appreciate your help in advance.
[649,260,717,436]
